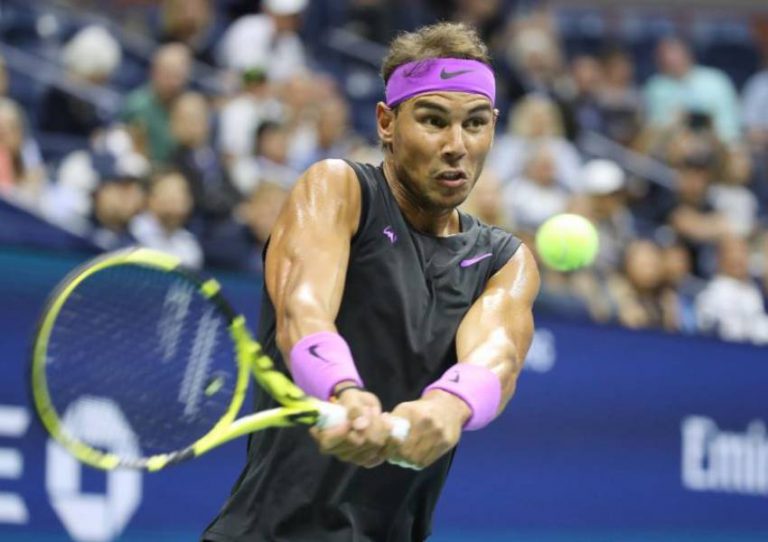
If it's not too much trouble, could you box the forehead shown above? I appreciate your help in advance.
[404,92,493,114]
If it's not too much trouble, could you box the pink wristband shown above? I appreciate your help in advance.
[289,331,363,400]
[423,364,502,431]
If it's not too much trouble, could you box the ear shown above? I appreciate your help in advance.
[376,102,395,148]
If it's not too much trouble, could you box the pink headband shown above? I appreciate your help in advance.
[385,58,495,108]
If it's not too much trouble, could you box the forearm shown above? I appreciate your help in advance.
[458,328,525,410]
[672,210,730,243]
[267,220,349,360]
[445,246,539,425]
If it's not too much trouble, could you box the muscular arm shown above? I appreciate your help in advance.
[453,242,540,412]
[388,244,540,468]
[266,159,394,467]
[264,159,360,359]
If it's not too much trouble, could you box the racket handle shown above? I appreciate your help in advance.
[314,403,410,441]
[314,404,420,471]
[387,415,410,442]
[315,402,347,429]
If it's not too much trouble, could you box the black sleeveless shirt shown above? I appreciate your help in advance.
[204,161,521,542]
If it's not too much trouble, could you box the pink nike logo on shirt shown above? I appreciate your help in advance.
[460,252,493,268]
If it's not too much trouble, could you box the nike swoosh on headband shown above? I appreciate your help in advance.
[440,68,474,79]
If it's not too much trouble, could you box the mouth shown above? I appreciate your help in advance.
[435,170,468,188]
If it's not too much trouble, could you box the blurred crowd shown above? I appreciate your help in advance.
[2,0,768,344]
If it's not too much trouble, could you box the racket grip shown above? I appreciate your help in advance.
[314,405,420,471]
[315,402,347,429]
[387,416,410,442]
[314,403,411,442]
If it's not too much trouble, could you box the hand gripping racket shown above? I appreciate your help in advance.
[30,248,411,472]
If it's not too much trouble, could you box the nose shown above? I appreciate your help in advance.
[441,123,467,164]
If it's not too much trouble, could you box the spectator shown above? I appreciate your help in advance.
[661,242,705,334]
[564,55,604,138]
[151,0,222,66]
[696,236,768,343]
[89,167,146,250]
[277,73,340,165]
[488,94,582,190]
[39,26,122,137]
[644,37,741,143]
[460,169,510,229]
[218,68,281,163]
[0,98,47,208]
[502,142,569,233]
[579,159,637,273]
[294,97,364,170]
[608,239,669,330]
[216,0,308,81]
[657,133,732,275]
[121,43,192,165]
[237,181,289,273]
[597,46,644,147]
[170,92,241,219]
[43,125,150,230]
[741,42,768,213]
[742,48,768,152]
[708,145,758,238]
[196,180,289,272]
[232,120,301,194]
[599,46,642,110]
[130,170,202,268]
[499,19,569,122]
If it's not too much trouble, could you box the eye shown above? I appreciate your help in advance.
[464,116,489,130]
[422,115,447,128]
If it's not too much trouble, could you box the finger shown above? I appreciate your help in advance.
[321,430,367,456]
[352,415,370,431]
[310,423,352,452]
[344,444,388,468]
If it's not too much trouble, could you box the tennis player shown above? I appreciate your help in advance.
[203,22,539,542]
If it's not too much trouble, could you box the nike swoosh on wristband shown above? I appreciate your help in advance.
[440,68,473,79]
[460,252,493,268]
[308,344,332,363]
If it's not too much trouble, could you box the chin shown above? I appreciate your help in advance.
[431,191,469,211]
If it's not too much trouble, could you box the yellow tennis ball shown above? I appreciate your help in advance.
[535,213,599,271]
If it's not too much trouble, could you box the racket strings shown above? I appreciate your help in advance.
[45,265,241,459]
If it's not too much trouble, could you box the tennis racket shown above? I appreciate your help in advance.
[30,247,410,472]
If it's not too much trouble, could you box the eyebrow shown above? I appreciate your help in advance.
[412,99,492,115]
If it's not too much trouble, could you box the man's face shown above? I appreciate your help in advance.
[658,39,692,79]
[379,92,496,212]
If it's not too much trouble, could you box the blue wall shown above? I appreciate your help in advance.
[0,248,767,541]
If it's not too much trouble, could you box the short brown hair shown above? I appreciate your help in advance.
[381,22,491,84]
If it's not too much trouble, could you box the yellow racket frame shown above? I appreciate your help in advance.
[30,248,341,472]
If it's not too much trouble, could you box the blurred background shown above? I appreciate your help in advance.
[1,0,767,540]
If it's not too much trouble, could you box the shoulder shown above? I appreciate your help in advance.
[281,159,363,234]
[695,66,734,87]
[224,14,272,37]
[485,242,540,302]
[122,87,152,115]
[745,70,768,89]
[298,159,359,190]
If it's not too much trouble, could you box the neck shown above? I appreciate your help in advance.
[382,158,460,236]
